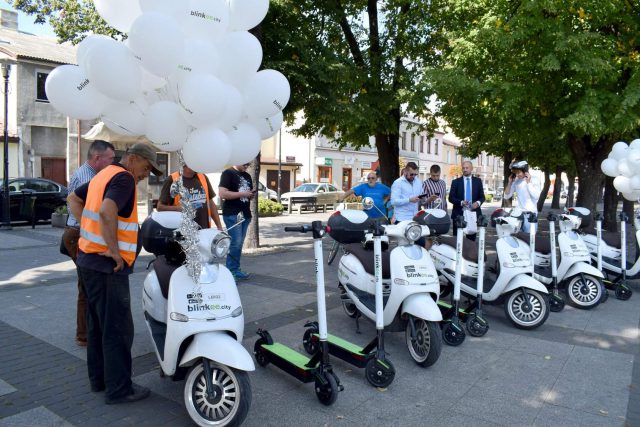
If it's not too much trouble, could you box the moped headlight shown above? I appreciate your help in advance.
[405,223,423,242]
[211,233,231,260]
[170,312,189,322]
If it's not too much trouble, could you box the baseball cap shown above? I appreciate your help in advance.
[126,143,163,176]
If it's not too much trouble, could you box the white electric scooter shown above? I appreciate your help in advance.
[141,212,254,426]
[331,200,445,367]
[582,210,638,300]
[518,209,603,310]
[431,208,551,329]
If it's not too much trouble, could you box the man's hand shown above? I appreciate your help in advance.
[240,191,256,199]
[524,173,531,183]
[471,202,480,210]
[428,195,438,203]
[99,248,124,272]
[409,196,420,203]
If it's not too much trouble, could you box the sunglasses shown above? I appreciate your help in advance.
[407,173,418,177]
[367,177,376,180]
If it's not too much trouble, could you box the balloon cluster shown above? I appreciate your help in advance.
[44,0,289,173]
[601,140,640,202]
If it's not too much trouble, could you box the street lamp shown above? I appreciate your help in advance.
[0,57,16,230]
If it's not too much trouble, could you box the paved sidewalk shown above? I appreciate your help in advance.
[0,210,639,426]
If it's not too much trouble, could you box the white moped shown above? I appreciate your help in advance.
[141,212,254,427]
[331,205,445,367]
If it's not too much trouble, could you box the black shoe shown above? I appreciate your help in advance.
[105,384,150,404]
[91,384,105,393]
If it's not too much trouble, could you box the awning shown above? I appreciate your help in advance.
[83,122,152,146]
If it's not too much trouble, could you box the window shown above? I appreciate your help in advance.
[29,179,58,192]
[420,136,425,153]
[148,153,169,185]
[447,150,451,163]
[36,72,49,102]
[328,184,338,192]
[427,138,432,154]
[410,134,415,152]
[318,166,332,183]
[434,139,439,155]
[401,132,407,150]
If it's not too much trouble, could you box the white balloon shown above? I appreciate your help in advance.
[102,98,148,136]
[93,0,142,32]
[226,123,261,165]
[627,149,640,173]
[128,13,186,77]
[179,0,229,42]
[244,69,291,119]
[139,0,189,16]
[140,68,167,92]
[613,176,631,194]
[228,0,269,31]
[211,85,244,131]
[629,139,640,150]
[630,175,640,190]
[622,191,640,202]
[145,101,189,151]
[183,127,232,173]
[601,158,619,177]
[83,38,142,101]
[216,31,262,88]
[610,141,629,161]
[251,111,283,139]
[618,158,635,178]
[45,65,109,120]
[77,35,114,72]
[172,38,220,86]
[178,73,227,127]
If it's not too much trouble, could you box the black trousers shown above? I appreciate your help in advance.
[79,267,134,399]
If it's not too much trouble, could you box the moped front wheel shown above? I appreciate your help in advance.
[405,317,442,367]
[565,274,602,309]
[184,360,252,427]
[504,288,550,330]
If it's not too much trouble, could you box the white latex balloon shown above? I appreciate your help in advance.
[630,175,640,190]
[172,38,220,85]
[244,69,291,119]
[613,176,631,193]
[226,123,261,165]
[179,0,229,42]
[140,68,167,92]
[178,73,227,127]
[45,65,109,120]
[629,139,640,150]
[250,111,283,139]
[128,13,186,77]
[77,35,114,72]
[145,101,189,151]
[601,158,619,177]
[610,141,629,161]
[183,127,232,173]
[139,0,189,16]
[228,0,269,31]
[618,158,635,178]
[627,149,640,173]
[211,85,244,131]
[83,38,142,101]
[94,0,142,32]
[622,191,640,202]
[102,98,148,136]
[216,31,262,88]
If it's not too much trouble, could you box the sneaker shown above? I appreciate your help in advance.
[105,384,150,405]
[233,271,251,280]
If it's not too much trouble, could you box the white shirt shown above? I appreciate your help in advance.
[504,176,540,212]
[391,175,423,221]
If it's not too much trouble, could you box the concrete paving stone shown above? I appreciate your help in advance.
[0,406,73,427]
[0,380,16,398]
[510,334,575,359]
[456,384,545,426]
[533,403,624,427]
[558,346,634,387]
[541,303,594,331]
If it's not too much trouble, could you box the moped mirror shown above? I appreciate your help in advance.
[362,197,374,210]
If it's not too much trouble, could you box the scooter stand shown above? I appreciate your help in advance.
[355,312,362,334]
[549,293,565,312]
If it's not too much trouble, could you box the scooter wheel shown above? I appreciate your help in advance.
[253,339,270,367]
[549,294,565,312]
[302,328,319,355]
[615,284,632,301]
[504,289,550,330]
[466,314,489,337]
[315,371,340,406]
[365,357,395,388]
[406,318,442,367]
[565,275,602,309]
[600,287,609,303]
[442,321,466,346]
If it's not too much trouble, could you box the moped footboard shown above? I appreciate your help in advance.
[180,332,255,371]
[503,274,549,295]
[401,293,443,322]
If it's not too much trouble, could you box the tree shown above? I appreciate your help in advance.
[427,0,640,215]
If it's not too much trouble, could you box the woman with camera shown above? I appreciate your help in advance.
[504,160,541,232]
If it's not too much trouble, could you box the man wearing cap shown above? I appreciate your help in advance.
[67,143,162,405]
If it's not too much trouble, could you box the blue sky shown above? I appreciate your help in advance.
[0,1,55,37]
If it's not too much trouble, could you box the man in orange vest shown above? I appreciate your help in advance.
[67,143,162,405]
[157,163,222,229]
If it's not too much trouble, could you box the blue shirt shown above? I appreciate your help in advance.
[66,161,97,227]
[353,183,391,218]
[391,175,423,221]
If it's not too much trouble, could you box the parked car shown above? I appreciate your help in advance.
[0,178,68,223]
[280,183,344,212]
[257,181,277,202]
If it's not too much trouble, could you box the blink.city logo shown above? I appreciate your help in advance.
[187,292,203,304]
[190,10,222,23]
[187,303,231,312]
[177,64,193,72]
[77,79,90,91]
[272,99,284,111]
[404,265,424,278]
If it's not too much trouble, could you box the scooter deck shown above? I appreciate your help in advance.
[261,342,313,370]
[437,300,469,318]
[325,334,367,355]
[314,333,370,368]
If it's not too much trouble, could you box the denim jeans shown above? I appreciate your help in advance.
[79,267,134,400]
[223,214,250,273]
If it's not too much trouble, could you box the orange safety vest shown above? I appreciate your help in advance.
[78,164,138,267]
[170,171,212,226]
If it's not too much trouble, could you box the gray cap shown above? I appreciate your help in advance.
[126,143,162,176]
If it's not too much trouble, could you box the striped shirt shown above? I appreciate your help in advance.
[421,178,447,210]
[66,162,97,227]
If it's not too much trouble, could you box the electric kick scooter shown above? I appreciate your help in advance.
[253,221,343,405]
[303,217,396,388]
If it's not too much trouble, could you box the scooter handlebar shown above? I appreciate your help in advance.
[284,225,312,233]
[619,212,630,222]
[594,212,604,221]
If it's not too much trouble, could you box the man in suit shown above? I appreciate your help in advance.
[449,160,485,241]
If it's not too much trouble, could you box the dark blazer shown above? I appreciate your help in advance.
[449,175,485,219]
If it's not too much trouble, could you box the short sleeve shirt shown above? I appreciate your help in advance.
[353,183,391,218]
[219,168,253,218]
[159,173,215,229]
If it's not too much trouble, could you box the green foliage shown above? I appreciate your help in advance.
[258,198,284,217]
[344,195,362,203]
[484,193,493,202]
[54,205,68,214]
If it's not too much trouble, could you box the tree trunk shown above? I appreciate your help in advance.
[623,199,637,259]
[551,166,562,209]
[501,152,513,208]
[567,135,608,214]
[537,168,551,213]
[375,107,401,187]
[245,154,261,249]
[602,176,619,231]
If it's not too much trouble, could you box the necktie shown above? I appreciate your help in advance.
[465,178,471,203]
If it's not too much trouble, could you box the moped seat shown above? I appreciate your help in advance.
[438,235,480,263]
[343,243,391,279]
[515,232,552,254]
[153,255,181,299]
[583,229,621,249]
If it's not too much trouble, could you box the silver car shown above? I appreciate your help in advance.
[280,183,344,212]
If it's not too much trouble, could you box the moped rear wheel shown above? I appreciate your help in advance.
[405,318,442,367]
